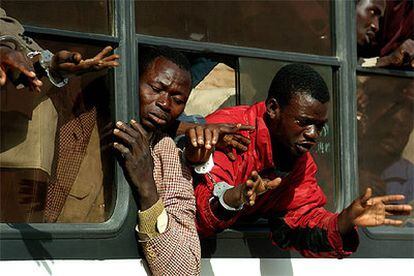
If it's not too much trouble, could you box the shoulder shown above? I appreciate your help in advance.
[206,102,266,125]
[152,133,178,156]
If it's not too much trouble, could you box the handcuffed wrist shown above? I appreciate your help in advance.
[135,199,168,242]
[213,181,244,211]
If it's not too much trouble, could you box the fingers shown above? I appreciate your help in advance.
[385,204,412,216]
[72,52,82,64]
[102,54,120,62]
[265,177,283,190]
[94,46,113,60]
[377,194,405,203]
[232,134,251,146]
[212,128,219,146]
[229,138,248,152]
[113,127,135,146]
[204,127,213,150]
[382,218,404,226]
[220,123,255,134]
[187,125,215,150]
[195,125,204,146]
[113,141,131,160]
[246,171,261,205]
[115,120,139,139]
[237,124,255,132]
[187,127,197,147]
[130,119,148,137]
[225,150,236,161]
[0,67,6,86]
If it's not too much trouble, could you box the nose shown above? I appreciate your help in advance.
[370,17,379,33]
[156,92,172,112]
[303,125,319,141]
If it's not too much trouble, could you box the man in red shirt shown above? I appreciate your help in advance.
[187,63,412,258]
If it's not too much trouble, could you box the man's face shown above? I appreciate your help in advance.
[356,0,386,46]
[362,82,414,162]
[271,93,328,158]
[139,57,191,131]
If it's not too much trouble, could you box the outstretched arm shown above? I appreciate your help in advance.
[51,46,119,77]
[338,187,412,235]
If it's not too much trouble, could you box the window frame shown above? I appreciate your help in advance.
[1,0,412,248]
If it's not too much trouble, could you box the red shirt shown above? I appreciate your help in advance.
[194,102,358,258]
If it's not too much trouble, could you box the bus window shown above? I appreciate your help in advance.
[239,57,336,211]
[0,39,116,223]
[357,74,414,228]
[135,0,332,55]
[1,0,113,35]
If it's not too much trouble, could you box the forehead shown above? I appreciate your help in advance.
[142,57,191,87]
[285,93,328,119]
[358,0,386,12]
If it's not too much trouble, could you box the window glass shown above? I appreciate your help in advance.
[0,39,116,223]
[357,0,413,70]
[239,57,336,211]
[357,74,414,228]
[1,0,113,35]
[135,0,332,55]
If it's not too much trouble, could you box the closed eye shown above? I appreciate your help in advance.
[150,84,162,92]
[172,97,185,105]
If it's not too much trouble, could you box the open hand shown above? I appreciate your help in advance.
[51,45,120,77]
[345,188,412,228]
[245,171,282,206]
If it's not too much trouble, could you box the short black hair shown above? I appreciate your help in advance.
[139,45,192,80]
[267,63,330,107]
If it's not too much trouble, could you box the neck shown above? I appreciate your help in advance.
[272,143,297,172]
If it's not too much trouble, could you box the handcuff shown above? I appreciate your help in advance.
[0,35,67,88]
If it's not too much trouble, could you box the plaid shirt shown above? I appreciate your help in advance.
[139,132,200,276]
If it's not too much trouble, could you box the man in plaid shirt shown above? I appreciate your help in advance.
[113,46,200,275]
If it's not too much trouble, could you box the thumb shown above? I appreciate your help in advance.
[265,177,282,190]
[360,187,372,205]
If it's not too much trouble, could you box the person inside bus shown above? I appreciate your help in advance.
[112,45,253,275]
[0,7,119,223]
[357,0,414,69]
[185,63,412,258]
[112,46,199,275]
[358,77,414,207]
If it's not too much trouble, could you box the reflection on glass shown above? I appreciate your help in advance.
[357,0,414,69]
[357,75,414,227]
[0,40,115,223]
[1,0,112,35]
[239,57,336,211]
[136,0,332,55]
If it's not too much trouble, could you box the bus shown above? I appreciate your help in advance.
[1,1,413,275]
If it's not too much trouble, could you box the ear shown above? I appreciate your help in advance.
[266,97,280,120]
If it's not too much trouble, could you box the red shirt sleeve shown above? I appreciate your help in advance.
[270,154,359,258]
